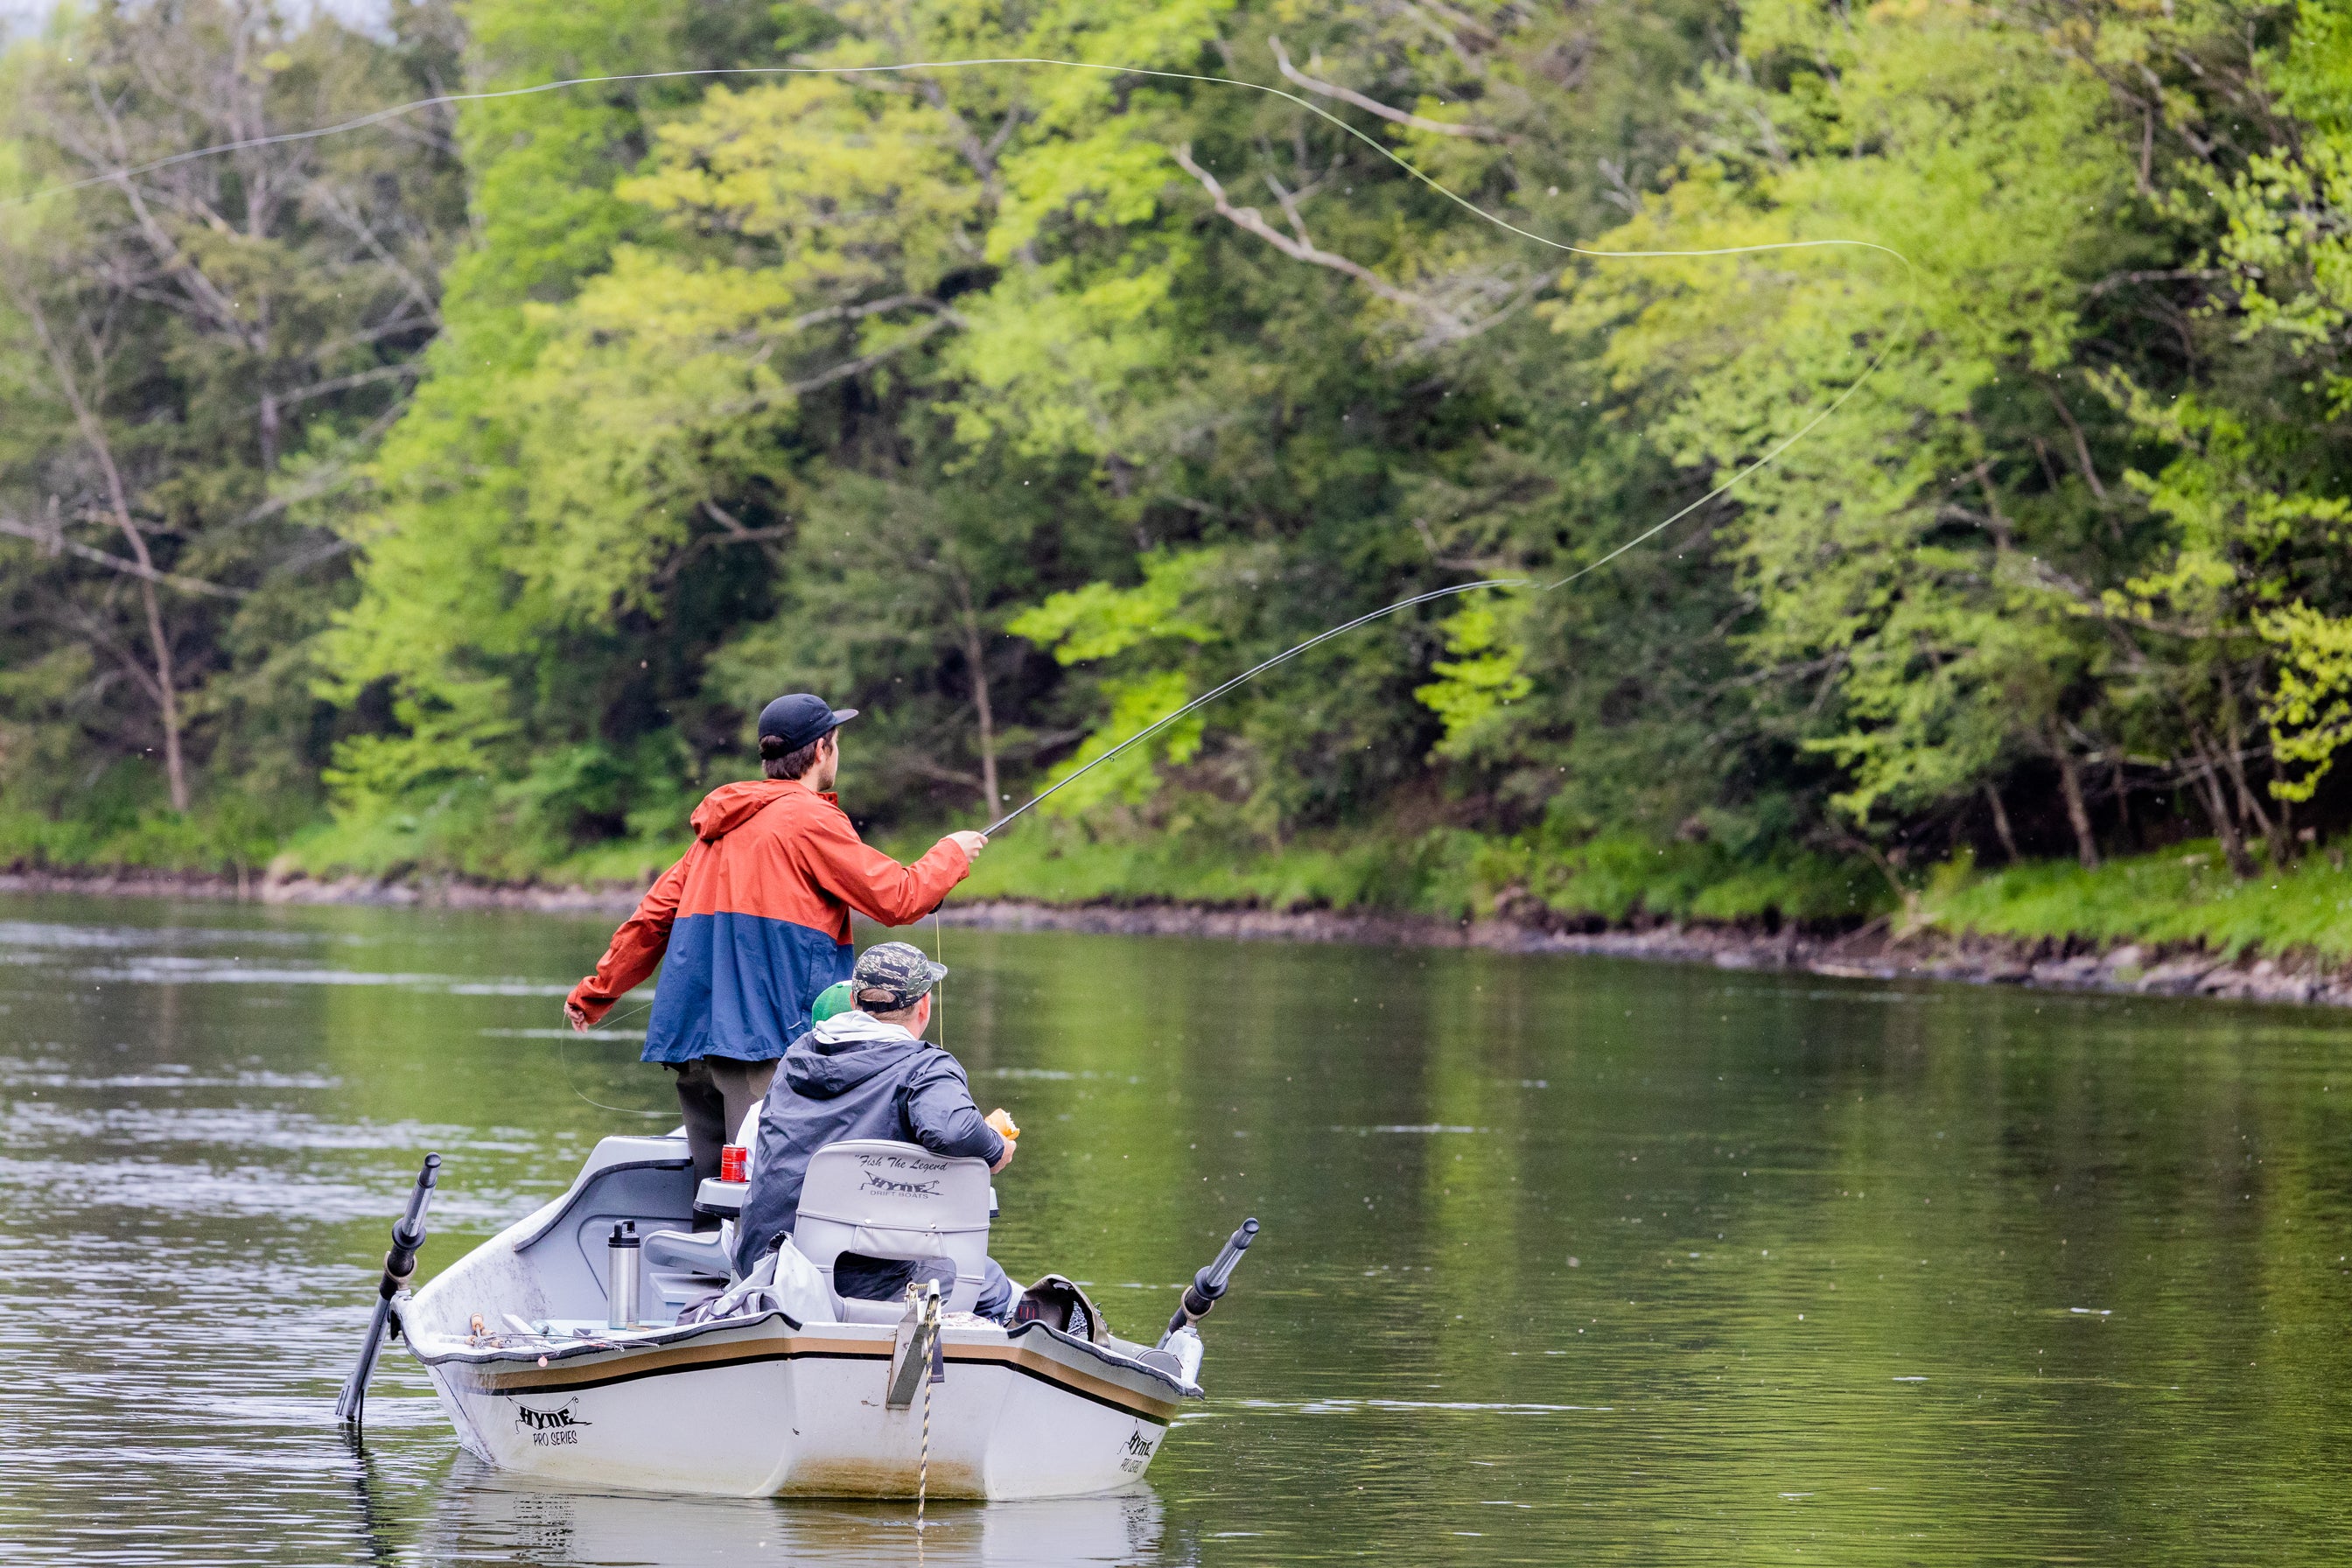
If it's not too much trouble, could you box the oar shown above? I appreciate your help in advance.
[1162,1217,1259,1343]
[335,1152,442,1427]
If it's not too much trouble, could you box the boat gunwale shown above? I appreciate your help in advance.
[406,1309,1193,1423]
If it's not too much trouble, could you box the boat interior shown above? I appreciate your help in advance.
[440,1132,1173,1370]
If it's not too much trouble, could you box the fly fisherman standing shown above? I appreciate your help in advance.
[564,694,988,1182]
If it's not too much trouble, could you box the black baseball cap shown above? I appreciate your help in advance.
[758,693,858,752]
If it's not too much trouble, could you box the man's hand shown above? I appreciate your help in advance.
[990,1138,1017,1174]
[564,987,612,1032]
[987,1107,1018,1172]
[948,830,989,858]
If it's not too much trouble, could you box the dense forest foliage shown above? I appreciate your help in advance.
[4,0,2352,934]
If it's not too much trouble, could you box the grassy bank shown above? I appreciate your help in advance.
[12,792,2352,970]
[1919,844,2352,962]
[946,822,1886,928]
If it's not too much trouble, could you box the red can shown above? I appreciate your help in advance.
[719,1144,748,1182]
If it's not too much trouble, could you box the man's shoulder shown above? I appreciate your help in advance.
[736,787,852,839]
[904,1046,976,1089]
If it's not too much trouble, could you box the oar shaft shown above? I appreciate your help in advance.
[336,1152,442,1427]
[335,1297,396,1424]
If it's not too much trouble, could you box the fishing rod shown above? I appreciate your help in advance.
[983,578,1522,836]
[976,270,1914,843]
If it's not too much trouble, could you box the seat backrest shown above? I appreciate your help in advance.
[790,1139,993,1313]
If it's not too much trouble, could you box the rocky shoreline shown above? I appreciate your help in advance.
[2,863,2345,1009]
[938,899,2352,1007]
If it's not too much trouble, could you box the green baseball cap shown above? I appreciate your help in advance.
[811,979,854,1025]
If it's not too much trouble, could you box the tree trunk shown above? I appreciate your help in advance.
[23,292,190,811]
[2190,741,2256,878]
[136,577,188,813]
[956,591,999,816]
[1984,782,2020,864]
[2053,745,2099,870]
[2217,703,2285,866]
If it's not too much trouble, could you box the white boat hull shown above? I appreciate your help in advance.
[412,1310,1179,1500]
[396,1134,1197,1501]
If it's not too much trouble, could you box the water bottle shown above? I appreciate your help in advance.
[606,1221,640,1328]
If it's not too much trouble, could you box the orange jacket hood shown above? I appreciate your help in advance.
[690,779,816,842]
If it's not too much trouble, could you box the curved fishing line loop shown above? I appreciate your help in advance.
[0,52,1917,835]
[988,265,1910,834]
[3,54,1903,266]
[557,1025,673,1119]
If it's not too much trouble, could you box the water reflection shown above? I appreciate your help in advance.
[417,1459,1171,1567]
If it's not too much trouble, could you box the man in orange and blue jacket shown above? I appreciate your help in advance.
[564,693,988,1180]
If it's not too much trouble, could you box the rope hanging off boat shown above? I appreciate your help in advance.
[917,1284,941,1531]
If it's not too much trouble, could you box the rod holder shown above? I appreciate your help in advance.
[1162,1217,1259,1345]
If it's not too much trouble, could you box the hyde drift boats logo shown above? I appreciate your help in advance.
[513,1398,592,1446]
[853,1149,947,1200]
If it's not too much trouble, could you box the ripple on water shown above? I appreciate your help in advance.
[8,899,2352,1564]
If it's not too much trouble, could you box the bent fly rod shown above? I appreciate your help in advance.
[982,579,1523,836]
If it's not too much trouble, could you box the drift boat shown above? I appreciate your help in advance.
[341,1135,1256,1501]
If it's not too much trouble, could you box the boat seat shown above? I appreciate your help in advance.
[643,1228,732,1278]
[791,1139,992,1317]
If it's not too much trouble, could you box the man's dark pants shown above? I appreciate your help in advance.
[666,1055,778,1182]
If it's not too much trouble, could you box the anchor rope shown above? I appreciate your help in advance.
[917,1289,940,1531]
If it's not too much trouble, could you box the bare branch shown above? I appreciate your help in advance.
[783,312,959,396]
[301,177,443,327]
[1170,143,1461,326]
[0,515,247,598]
[1269,36,1508,141]
[230,396,413,528]
[784,293,945,332]
[2083,267,2221,299]
[268,360,422,412]
[2041,381,2110,503]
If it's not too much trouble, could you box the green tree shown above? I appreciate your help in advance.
[1555,0,2294,874]
[0,0,464,844]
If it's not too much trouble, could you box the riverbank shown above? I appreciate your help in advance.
[7,850,2351,1008]
[937,900,2352,1006]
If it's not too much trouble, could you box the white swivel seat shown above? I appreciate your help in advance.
[790,1138,994,1322]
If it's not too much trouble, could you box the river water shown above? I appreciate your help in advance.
[2,892,2349,1564]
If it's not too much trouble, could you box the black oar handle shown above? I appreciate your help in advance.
[379,1152,441,1299]
[1166,1217,1259,1339]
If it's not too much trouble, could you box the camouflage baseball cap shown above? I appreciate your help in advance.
[851,941,948,1012]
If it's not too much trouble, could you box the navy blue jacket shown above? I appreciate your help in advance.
[732,1011,1005,1273]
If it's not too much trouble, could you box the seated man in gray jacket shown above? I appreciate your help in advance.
[732,940,1018,1318]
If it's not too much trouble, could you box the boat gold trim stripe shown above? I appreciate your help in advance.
[448,1335,1182,1422]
